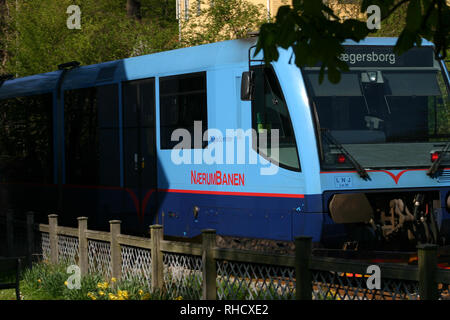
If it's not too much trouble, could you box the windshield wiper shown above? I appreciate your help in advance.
[427,141,450,177]
[321,128,371,181]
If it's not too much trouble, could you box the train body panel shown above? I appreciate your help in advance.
[0,37,449,250]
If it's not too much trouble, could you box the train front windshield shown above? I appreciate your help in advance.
[303,46,450,170]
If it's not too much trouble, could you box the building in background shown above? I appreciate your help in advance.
[176,0,450,48]
[176,0,366,34]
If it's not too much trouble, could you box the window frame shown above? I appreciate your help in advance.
[63,84,120,186]
[122,77,157,189]
[159,71,208,150]
[0,93,54,184]
[250,65,302,172]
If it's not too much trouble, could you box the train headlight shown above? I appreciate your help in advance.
[431,151,440,162]
[368,71,378,82]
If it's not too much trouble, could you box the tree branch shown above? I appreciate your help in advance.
[380,0,410,21]
[420,0,437,30]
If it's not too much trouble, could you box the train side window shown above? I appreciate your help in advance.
[64,84,120,186]
[251,67,301,171]
[159,72,207,150]
[0,94,54,183]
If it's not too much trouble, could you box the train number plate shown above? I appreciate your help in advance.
[334,176,353,188]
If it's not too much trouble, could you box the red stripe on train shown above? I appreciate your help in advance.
[158,189,304,198]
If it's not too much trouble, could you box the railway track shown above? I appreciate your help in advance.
[216,235,450,268]
[162,234,450,299]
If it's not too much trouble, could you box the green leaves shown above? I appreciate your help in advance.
[257,0,450,83]
[256,0,368,84]
[181,0,267,47]
[405,0,422,31]
[395,29,422,56]
[274,6,298,50]
[3,0,179,77]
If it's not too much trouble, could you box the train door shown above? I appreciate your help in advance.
[122,78,158,233]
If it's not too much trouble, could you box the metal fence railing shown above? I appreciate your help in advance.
[58,235,79,265]
[311,269,420,300]
[3,211,450,300]
[216,260,295,300]
[121,245,152,288]
[163,252,202,299]
[87,239,111,279]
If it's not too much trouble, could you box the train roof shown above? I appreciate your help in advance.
[0,37,435,100]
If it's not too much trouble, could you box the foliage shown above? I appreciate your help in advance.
[0,94,53,183]
[0,267,17,300]
[216,276,296,300]
[16,260,174,300]
[21,260,69,300]
[256,0,450,83]
[180,0,268,47]
[0,0,8,73]
[2,0,179,77]
[371,0,408,37]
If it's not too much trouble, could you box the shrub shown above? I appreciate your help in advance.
[19,261,169,300]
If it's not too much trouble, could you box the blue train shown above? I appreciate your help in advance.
[0,37,449,250]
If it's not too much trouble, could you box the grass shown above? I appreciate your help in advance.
[0,288,16,300]
[0,268,20,300]
[0,260,161,300]
[1,260,310,300]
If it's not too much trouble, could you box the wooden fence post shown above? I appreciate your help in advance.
[15,257,22,300]
[295,236,312,300]
[202,229,216,300]
[150,225,164,292]
[77,217,88,276]
[6,209,13,257]
[417,243,438,300]
[26,211,35,267]
[48,214,59,264]
[110,220,122,280]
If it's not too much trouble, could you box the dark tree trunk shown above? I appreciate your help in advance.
[127,0,142,21]
[0,0,7,71]
[162,0,168,18]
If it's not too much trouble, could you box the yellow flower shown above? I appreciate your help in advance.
[142,293,151,300]
[111,277,117,283]
[138,289,144,296]
[37,279,41,283]
[87,292,97,300]
[98,291,105,296]
[175,296,183,300]
[117,290,128,300]
[97,282,109,290]
[64,281,68,287]
[109,293,117,300]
